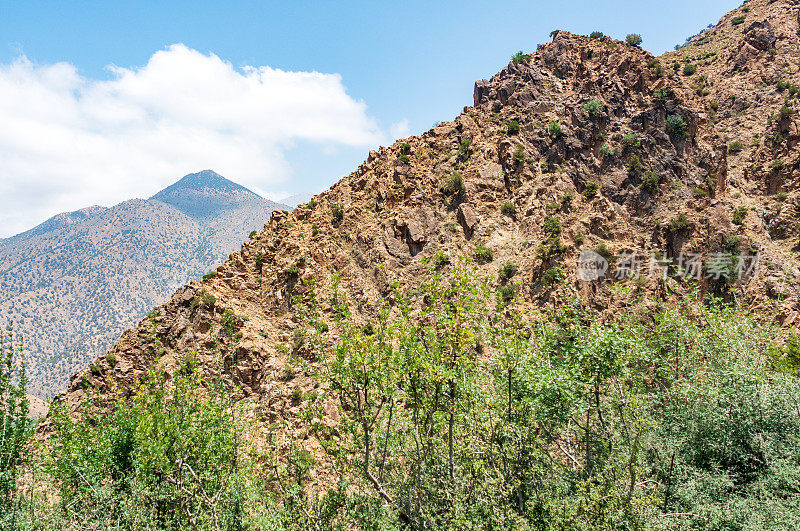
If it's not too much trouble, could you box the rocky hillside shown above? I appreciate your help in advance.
[0,170,288,401]
[55,0,799,489]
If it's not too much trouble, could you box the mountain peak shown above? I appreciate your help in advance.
[153,170,253,197]
[150,170,263,219]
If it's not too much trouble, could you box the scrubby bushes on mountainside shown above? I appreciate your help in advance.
[5,263,800,529]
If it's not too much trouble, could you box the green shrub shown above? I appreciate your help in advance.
[728,141,744,154]
[691,187,708,198]
[772,159,785,173]
[497,284,516,302]
[666,114,687,137]
[511,51,531,64]
[641,170,660,192]
[506,120,520,135]
[628,154,643,177]
[0,325,30,518]
[622,132,640,146]
[590,31,604,39]
[513,143,526,164]
[731,15,746,25]
[600,143,614,157]
[500,200,516,217]
[474,243,493,264]
[547,120,563,138]
[332,203,344,222]
[594,242,614,262]
[732,206,748,226]
[285,265,300,278]
[583,99,604,117]
[248,230,257,239]
[543,215,561,237]
[669,212,691,231]
[202,270,217,281]
[399,154,410,164]
[433,251,450,270]
[541,267,564,286]
[626,34,643,46]
[574,229,586,244]
[583,181,599,199]
[498,262,519,283]
[441,171,466,197]
[683,63,697,76]
[777,80,791,92]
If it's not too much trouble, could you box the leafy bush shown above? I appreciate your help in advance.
[498,262,519,283]
[583,181,599,199]
[600,143,614,157]
[505,120,520,135]
[666,114,687,137]
[728,140,744,154]
[583,99,604,117]
[285,265,300,278]
[513,143,525,164]
[474,243,493,263]
[202,270,217,281]
[0,325,30,524]
[248,230,257,239]
[332,203,344,222]
[500,200,516,217]
[441,171,466,197]
[731,15,746,25]
[733,206,748,226]
[626,33,643,46]
[399,154,410,164]
[692,186,709,198]
[641,170,661,192]
[628,154,643,177]
[511,51,530,64]
[670,212,691,231]
[683,63,697,76]
[541,267,564,286]
[594,242,614,262]
[543,215,561,237]
[433,251,450,270]
[497,283,516,302]
[590,31,604,39]
[547,120,563,138]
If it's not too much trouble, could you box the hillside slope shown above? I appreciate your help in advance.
[56,0,799,492]
[0,170,288,400]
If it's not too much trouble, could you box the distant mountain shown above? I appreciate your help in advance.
[0,170,288,401]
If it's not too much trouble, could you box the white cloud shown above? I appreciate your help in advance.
[390,118,410,140]
[0,44,384,237]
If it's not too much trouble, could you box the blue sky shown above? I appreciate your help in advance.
[0,0,741,235]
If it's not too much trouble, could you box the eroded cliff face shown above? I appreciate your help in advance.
[48,0,800,490]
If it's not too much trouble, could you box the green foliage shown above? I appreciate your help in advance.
[457,138,472,159]
[641,170,661,192]
[511,51,530,64]
[731,15,746,25]
[498,262,519,283]
[670,212,691,231]
[398,154,410,164]
[497,283,516,302]
[541,266,564,286]
[0,325,30,526]
[692,186,709,198]
[666,113,687,137]
[600,143,614,157]
[40,371,255,529]
[500,200,516,217]
[583,99,604,117]
[332,203,344,223]
[622,132,640,146]
[248,230,257,239]
[474,243,493,264]
[190,289,216,310]
[628,154,643,178]
[513,143,526,164]
[505,120,520,135]
[441,171,466,197]
[433,251,450,270]
[728,140,744,154]
[285,265,300,278]
[733,206,748,226]
[683,63,698,76]
[543,215,561,237]
[590,31,604,38]
[583,181,599,199]
[626,33,643,46]
[202,270,217,281]
[547,120,563,138]
[594,242,615,262]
